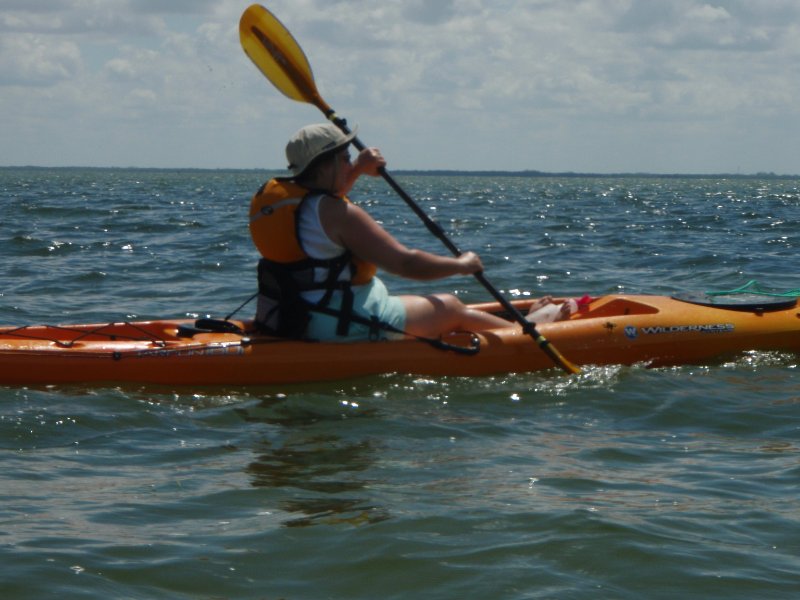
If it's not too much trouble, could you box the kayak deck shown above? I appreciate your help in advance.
[0,295,798,386]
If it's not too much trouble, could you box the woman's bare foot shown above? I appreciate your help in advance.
[527,295,554,313]
[526,297,577,324]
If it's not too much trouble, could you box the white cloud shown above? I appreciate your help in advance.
[104,57,136,79]
[0,34,81,85]
[0,0,798,173]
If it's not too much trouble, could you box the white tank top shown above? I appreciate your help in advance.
[297,194,351,302]
[297,194,345,259]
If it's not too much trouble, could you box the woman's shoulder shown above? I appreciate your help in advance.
[315,193,353,216]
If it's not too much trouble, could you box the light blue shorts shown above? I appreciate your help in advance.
[305,277,407,341]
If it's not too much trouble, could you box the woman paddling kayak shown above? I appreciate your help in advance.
[249,123,571,341]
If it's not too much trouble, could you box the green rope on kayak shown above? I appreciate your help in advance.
[706,280,800,298]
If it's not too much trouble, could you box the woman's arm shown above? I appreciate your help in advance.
[320,197,484,281]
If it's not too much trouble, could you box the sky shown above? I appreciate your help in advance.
[1,0,799,174]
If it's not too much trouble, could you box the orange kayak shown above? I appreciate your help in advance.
[0,294,798,386]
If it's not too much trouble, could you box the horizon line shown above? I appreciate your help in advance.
[1,165,797,179]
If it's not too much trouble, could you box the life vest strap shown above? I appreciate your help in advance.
[249,197,303,224]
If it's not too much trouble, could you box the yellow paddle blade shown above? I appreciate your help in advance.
[239,4,329,111]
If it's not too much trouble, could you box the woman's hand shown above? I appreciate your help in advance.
[352,147,386,177]
[454,251,485,275]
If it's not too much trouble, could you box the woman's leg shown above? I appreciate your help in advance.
[399,293,510,338]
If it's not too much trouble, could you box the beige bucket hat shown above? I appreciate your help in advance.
[285,123,358,176]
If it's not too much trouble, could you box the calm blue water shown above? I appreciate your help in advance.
[1,167,799,599]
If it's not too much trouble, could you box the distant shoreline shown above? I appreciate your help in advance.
[1,165,797,179]
[394,169,798,179]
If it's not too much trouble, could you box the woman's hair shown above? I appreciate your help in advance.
[294,148,342,188]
